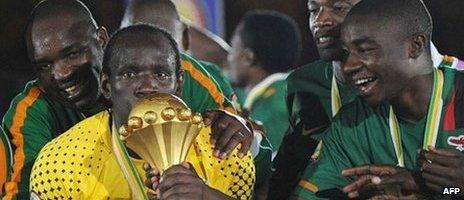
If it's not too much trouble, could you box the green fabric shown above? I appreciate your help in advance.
[233,87,247,106]
[197,60,235,100]
[286,60,357,135]
[180,53,233,113]
[248,78,289,152]
[295,67,462,199]
[1,55,233,199]
[253,137,273,189]
[1,80,86,199]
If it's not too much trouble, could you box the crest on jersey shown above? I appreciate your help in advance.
[447,135,464,151]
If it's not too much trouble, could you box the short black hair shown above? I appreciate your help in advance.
[238,10,302,73]
[102,24,181,77]
[28,0,97,30]
[345,0,432,43]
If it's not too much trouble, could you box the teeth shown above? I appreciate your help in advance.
[354,78,375,86]
[65,85,78,93]
[319,37,331,43]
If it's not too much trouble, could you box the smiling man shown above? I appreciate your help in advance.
[296,0,464,199]
[29,24,255,200]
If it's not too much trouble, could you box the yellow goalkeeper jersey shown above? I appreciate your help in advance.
[29,111,255,199]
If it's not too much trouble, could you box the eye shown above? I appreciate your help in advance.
[122,71,136,80]
[308,6,319,15]
[66,51,82,60]
[37,63,52,71]
[333,3,351,13]
[155,72,170,80]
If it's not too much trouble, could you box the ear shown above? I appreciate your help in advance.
[100,72,112,100]
[182,24,190,51]
[175,70,184,97]
[408,34,428,59]
[242,48,256,67]
[97,26,109,48]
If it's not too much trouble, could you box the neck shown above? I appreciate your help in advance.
[390,72,434,121]
[245,69,269,93]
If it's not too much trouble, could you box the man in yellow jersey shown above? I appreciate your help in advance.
[29,24,255,199]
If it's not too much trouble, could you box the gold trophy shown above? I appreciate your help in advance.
[118,93,203,172]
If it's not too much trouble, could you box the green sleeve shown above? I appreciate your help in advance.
[2,90,54,199]
[180,53,234,113]
[293,125,353,199]
[197,60,235,100]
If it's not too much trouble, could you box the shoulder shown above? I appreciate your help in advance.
[2,80,50,127]
[41,111,110,151]
[287,60,332,95]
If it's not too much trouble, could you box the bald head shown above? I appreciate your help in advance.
[29,0,97,30]
[121,0,187,50]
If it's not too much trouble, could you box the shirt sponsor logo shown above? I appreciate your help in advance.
[447,135,464,151]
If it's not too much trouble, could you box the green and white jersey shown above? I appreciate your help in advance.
[295,67,464,199]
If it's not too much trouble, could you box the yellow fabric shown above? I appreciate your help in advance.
[30,111,255,199]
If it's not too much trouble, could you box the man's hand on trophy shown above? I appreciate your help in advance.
[203,109,253,159]
[144,163,161,198]
[156,162,232,200]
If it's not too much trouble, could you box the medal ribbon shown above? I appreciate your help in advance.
[389,68,444,167]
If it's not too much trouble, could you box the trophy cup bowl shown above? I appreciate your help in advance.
[118,93,203,172]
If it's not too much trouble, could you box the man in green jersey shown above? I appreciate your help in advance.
[227,10,302,199]
[0,0,253,199]
[269,0,463,198]
[295,0,464,199]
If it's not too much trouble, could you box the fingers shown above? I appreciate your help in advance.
[159,184,194,200]
[422,151,459,167]
[211,114,230,147]
[422,172,450,188]
[213,123,240,158]
[427,146,460,157]
[343,174,377,198]
[237,136,252,158]
[420,160,453,178]
[342,165,397,177]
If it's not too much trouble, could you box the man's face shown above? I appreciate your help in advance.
[107,39,181,126]
[308,0,361,61]
[227,26,250,87]
[341,18,412,106]
[29,15,104,111]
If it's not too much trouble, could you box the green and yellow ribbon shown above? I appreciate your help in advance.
[389,68,444,167]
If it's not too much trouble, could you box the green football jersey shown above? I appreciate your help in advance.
[295,67,464,199]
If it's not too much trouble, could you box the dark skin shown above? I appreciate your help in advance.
[101,34,233,200]
[27,12,108,112]
[308,0,361,61]
[122,1,253,158]
[339,12,464,199]
[418,147,464,196]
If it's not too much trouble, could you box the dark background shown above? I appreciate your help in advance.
[1,0,463,116]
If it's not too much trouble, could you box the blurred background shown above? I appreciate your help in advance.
[1,0,463,116]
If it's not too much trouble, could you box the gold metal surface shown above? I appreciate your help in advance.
[118,93,203,172]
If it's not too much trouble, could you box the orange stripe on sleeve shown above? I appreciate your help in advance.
[0,138,7,193]
[298,180,319,193]
[181,60,225,109]
[4,87,41,200]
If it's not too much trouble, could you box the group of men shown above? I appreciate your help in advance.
[1,0,463,199]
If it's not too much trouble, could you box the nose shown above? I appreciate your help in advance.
[313,8,335,30]
[135,74,158,97]
[342,52,363,76]
[52,62,77,81]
